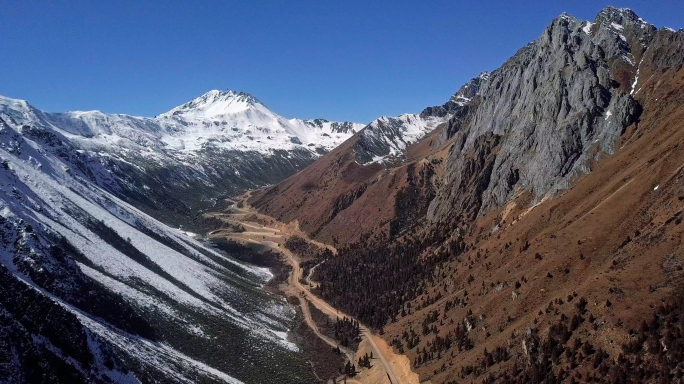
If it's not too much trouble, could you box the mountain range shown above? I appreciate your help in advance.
[2,5,684,384]
[0,90,364,227]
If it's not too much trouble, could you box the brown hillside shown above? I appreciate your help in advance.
[249,123,451,246]
[382,61,684,383]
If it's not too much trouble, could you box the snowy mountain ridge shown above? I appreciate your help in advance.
[352,72,489,164]
[154,89,365,154]
[0,91,365,224]
[1,89,364,156]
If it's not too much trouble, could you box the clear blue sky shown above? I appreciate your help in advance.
[1,1,682,123]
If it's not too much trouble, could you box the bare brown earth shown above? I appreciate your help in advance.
[248,125,450,248]
[207,201,420,384]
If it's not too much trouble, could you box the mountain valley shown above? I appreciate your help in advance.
[2,5,684,384]
[0,90,362,383]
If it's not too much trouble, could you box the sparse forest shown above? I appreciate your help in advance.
[450,299,684,383]
[313,222,462,329]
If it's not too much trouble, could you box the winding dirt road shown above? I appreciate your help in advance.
[208,201,417,384]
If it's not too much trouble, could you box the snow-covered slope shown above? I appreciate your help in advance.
[0,112,317,383]
[0,90,360,383]
[1,89,363,156]
[157,90,362,153]
[0,91,364,226]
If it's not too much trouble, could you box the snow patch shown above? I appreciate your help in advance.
[631,63,641,95]
[604,110,613,121]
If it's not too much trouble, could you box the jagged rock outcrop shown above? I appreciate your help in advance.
[420,72,488,119]
[449,72,490,103]
[428,8,659,223]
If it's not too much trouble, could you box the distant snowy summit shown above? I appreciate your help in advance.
[154,89,365,153]
[0,89,364,157]
[159,89,263,118]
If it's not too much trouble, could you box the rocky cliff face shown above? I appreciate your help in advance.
[427,7,671,224]
[249,7,684,384]
[279,8,684,383]
[386,60,684,383]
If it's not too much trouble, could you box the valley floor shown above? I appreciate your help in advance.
[205,197,421,384]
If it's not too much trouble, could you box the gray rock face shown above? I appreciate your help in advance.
[428,8,661,223]
[419,73,489,119]
[450,72,490,103]
[641,28,684,72]
[302,118,360,134]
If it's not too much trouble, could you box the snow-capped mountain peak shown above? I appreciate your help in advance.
[0,95,41,126]
[159,89,263,119]
[149,89,365,154]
